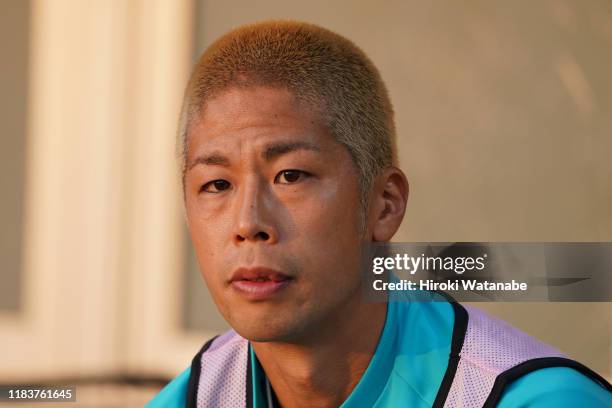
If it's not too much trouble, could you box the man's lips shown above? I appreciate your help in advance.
[230,266,292,283]
[229,267,293,300]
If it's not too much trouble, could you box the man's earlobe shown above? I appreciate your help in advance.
[370,167,409,242]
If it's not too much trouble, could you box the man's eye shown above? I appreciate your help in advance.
[201,179,231,193]
[274,170,309,184]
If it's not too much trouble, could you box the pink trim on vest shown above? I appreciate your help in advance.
[197,330,249,408]
[443,305,565,408]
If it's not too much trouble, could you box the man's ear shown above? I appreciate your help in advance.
[368,167,409,242]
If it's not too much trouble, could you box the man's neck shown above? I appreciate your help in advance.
[251,299,388,408]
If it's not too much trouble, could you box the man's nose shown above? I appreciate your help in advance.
[233,178,278,244]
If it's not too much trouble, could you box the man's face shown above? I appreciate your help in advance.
[184,86,366,342]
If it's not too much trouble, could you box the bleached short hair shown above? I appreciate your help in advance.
[178,20,397,210]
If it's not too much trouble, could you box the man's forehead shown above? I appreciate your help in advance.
[186,87,332,159]
[197,86,307,128]
[189,115,321,145]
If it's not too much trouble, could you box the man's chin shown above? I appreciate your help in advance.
[226,312,309,343]
[230,321,298,343]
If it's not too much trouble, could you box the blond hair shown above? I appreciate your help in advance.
[178,20,397,210]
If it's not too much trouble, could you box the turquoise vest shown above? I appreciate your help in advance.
[148,293,611,407]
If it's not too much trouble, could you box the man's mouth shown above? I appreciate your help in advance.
[230,267,293,300]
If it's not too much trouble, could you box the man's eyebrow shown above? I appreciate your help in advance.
[186,141,320,171]
[187,153,229,171]
[262,141,321,161]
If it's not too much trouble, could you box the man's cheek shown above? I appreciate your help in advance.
[200,265,225,305]
[191,215,225,247]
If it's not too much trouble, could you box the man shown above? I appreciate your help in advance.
[148,21,610,407]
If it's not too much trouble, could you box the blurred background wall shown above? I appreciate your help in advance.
[1,0,610,404]
[0,0,29,314]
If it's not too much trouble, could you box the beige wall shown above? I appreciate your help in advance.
[0,0,198,381]
[192,0,612,377]
[0,0,29,311]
